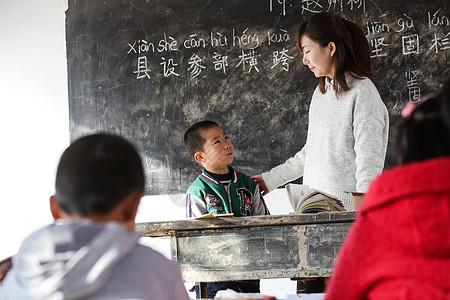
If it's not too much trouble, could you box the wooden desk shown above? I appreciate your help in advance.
[137,212,355,288]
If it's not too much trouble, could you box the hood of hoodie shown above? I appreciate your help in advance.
[361,157,450,259]
[1,220,140,300]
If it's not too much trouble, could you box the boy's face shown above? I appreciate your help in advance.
[195,125,234,174]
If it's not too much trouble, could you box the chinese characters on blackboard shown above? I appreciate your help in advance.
[127,29,293,80]
[128,1,449,103]
[366,8,449,101]
[270,0,367,16]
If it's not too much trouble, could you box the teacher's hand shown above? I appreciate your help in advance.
[251,174,270,196]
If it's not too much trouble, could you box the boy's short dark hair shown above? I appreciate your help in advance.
[184,120,220,158]
[55,133,145,216]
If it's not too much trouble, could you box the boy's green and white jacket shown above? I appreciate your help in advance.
[185,167,270,217]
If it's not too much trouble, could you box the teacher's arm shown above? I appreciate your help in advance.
[253,145,307,194]
[353,95,389,192]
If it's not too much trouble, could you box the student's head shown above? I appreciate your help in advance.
[184,120,233,174]
[50,133,145,229]
[396,79,450,165]
[297,12,375,94]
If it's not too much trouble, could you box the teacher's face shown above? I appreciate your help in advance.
[300,35,335,79]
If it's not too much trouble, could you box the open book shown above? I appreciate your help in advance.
[285,184,345,214]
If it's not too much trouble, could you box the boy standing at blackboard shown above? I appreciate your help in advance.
[183,120,269,298]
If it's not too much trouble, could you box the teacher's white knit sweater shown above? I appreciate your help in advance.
[262,76,389,211]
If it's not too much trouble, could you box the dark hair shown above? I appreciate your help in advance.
[55,133,145,216]
[396,80,450,165]
[184,120,220,158]
[297,12,375,94]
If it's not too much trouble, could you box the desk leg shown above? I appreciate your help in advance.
[295,277,327,293]
[199,282,208,299]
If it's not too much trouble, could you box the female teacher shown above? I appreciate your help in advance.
[253,12,389,211]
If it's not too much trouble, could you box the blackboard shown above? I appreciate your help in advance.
[66,0,450,195]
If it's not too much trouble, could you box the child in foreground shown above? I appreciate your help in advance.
[0,133,189,300]
[183,120,269,298]
[324,79,450,299]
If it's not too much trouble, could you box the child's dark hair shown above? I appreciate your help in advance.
[297,12,375,94]
[55,133,145,216]
[396,79,450,165]
[184,120,220,158]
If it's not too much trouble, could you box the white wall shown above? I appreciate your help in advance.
[0,1,296,298]
[0,0,70,259]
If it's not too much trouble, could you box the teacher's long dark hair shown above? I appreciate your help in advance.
[297,12,375,94]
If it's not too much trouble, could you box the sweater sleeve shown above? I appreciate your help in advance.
[261,145,307,191]
[352,90,389,193]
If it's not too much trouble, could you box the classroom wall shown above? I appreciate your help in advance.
[0,0,70,259]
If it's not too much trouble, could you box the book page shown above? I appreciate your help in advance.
[285,184,345,213]
[285,184,311,211]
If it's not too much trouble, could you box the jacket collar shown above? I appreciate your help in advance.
[200,167,238,185]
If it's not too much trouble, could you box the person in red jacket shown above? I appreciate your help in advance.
[324,78,450,300]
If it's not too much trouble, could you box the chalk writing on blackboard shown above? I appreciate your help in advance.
[211,33,228,48]
[213,53,229,74]
[270,0,286,16]
[188,54,206,79]
[366,21,390,35]
[127,28,295,80]
[133,56,151,79]
[272,49,294,71]
[127,29,290,54]
[395,14,414,32]
[402,34,419,55]
[233,28,260,49]
[269,0,367,16]
[160,57,179,78]
[429,8,449,27]
[370,38,390,58]
[428,9,450,54]
[406,70,420,102]
[365,11,450,61]
[430,33,450,53]
[184,34,207,49]
[236,50,260,73]
[268,29,291,45]
[123,4,450,116]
